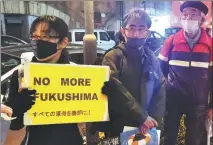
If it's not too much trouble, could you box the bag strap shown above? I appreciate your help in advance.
[104,43,126,78]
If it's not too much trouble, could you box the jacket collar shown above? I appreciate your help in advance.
[174,28,212,48]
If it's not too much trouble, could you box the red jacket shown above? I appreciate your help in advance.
[158,28,212,106]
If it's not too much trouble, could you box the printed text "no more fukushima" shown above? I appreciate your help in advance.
[33,77,99,101]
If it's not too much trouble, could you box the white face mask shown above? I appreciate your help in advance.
[181,20,199,34]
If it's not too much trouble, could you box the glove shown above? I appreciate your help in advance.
[11,89,36,116]
[101,81,117,97]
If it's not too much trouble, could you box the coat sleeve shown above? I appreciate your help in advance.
[148,63,166,124]
[102,50,148,126]
[158,35,174,77]
[4,70,24,130]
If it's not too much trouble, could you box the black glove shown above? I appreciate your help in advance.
[101,81,117,97]
[11,89,36,116]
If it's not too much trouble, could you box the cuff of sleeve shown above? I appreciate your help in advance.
[139,111,148,126]
[10,115,24,130]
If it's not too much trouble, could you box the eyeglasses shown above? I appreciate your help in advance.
[181,14,201,20]
[124,28,148,33]
[29,35,60,41]
[124,28,149,38]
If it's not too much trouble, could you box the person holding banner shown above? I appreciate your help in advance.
[4,15,83,145]
[89,8,166,142]
[158,1,212,145]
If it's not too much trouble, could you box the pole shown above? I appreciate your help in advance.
[83,1,98,145]
[1,14,6,35]
[83,1,97,65]
[120,1,124,28]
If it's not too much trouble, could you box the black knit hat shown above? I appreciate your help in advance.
[180,1,209,15]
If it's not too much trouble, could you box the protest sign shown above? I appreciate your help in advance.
[23,63,110,125]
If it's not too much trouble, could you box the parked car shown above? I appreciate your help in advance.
[164,27,182,38]
[1,35,28,47]
[69,29,115,50]
[146,31,166,53]
[1,52,22,102]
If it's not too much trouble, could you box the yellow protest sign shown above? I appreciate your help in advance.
[23,63,110,125]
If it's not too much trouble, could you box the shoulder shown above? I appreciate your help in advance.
[104,45,125,59]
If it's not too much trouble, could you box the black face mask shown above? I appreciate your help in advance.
[31,40,58,59]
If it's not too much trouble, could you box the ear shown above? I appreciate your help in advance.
[58,37,69,49]
[199,17,206,26]
[120,28,127,41]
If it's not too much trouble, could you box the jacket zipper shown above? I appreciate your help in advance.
[189,49,192,67]
[188,44,193,67]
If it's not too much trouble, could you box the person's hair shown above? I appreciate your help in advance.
[30,15,69,42]
[123,8,152,29]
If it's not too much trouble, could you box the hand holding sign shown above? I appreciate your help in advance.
[101,80,117,97]
[11,89,36,116]
[140,116,158,134]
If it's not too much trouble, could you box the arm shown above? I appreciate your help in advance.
[158,35,174,77]
[209,42,213,109]
[102,50,148,126]
[4,70,36,130]
[207,41,213,120]
[4,70,25,130]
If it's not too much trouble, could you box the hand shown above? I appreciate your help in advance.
[140,116,158,134]
[140,124,149,134]
[101,81,117,96]
[207,109,213,120]
[1,104,13,117]
[12,89,36,116]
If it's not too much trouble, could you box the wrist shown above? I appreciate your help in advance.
[139,112,149,127]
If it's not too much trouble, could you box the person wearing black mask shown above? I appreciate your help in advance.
[4,15,83,145]
[89,8,166,142]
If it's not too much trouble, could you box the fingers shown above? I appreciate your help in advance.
[20,89,36,95]
[1,104,13,117]
[140,125,148,134]
[101,86,107,95]
[31,101,35,105]
[151,119,158,127]
[144,119,155,128]
[144,121,152,128]
[28,89,37,95]
[31,95,36,101]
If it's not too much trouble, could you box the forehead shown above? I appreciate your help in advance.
[33,22,49,33]
[32,22,56,35]
[125,17,147,28]
[182,7,201,14]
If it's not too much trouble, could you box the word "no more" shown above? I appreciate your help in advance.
[34,77,91,86]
